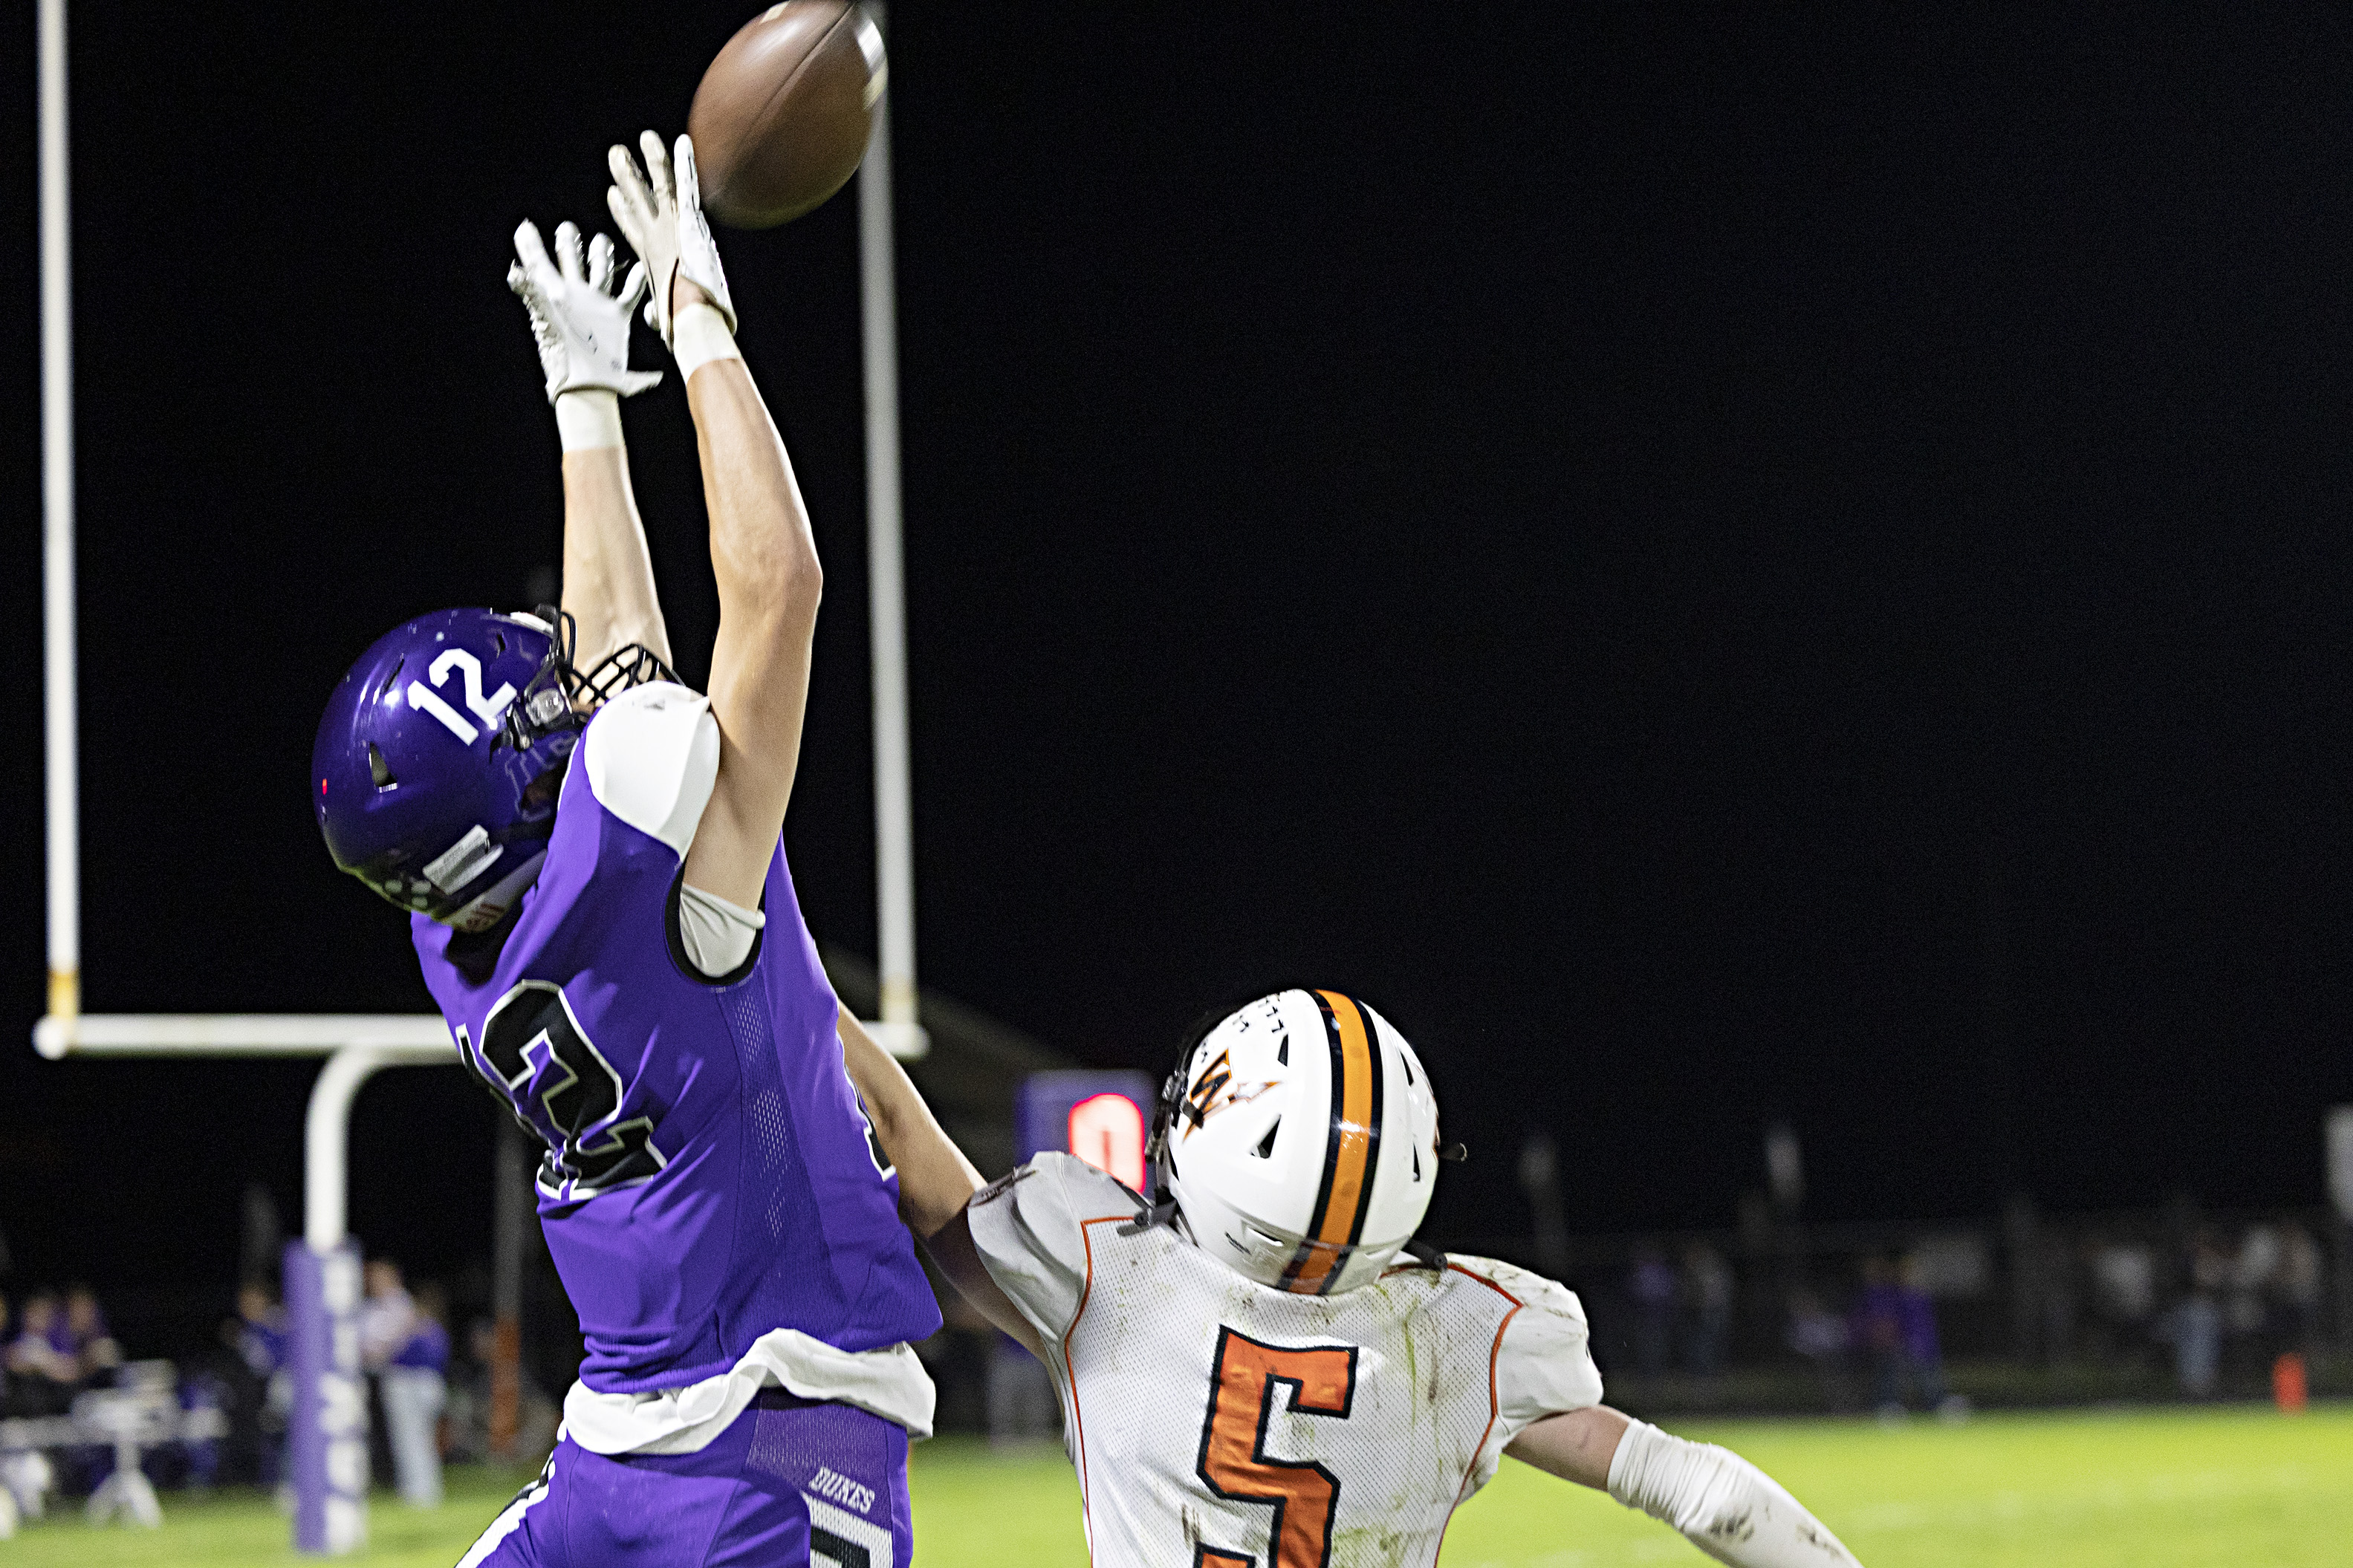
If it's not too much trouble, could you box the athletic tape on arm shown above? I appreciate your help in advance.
[673,302,742,383]
[555,388,624,452]
[1606,1420,1861,1567]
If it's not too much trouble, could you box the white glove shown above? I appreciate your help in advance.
[507,220,661,403]
[607,131,737,348]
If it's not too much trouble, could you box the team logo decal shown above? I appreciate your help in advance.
[1184,1050,1234,1131]
[1181,1050,1277,1139]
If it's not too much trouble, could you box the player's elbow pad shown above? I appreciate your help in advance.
[1606,1420,1862,1567]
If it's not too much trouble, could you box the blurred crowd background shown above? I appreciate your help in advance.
[9,1120,2342,1509]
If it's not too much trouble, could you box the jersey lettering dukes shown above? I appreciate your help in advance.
[970,1154,1605,1568]
[413,683,941,1396]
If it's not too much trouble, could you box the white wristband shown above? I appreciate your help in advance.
[554,389,623,452]
[673,302,743,383]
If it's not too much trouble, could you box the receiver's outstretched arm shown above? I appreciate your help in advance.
[672,341,819,906]
[561,440,670,674]
[505,219,672,672]
[834,1012,1039,1356]
[608,131,813,908]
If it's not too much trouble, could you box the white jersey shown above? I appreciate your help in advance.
[970,1154,1606,1568]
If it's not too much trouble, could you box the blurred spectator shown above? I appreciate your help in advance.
[2090,1240,2155,1326]
[443,1319,493,1465]
[235,1284,288,1387]
[381,1283,449,1508]
[1681,1241,1733,1378]
[360,1258,417,1373]
[1628,1244,1678,1377]
[1851,1255,1956,1417]
[2227,1225,2279,1349]
[360,1260,412,1499]
[2156,1234,2226,1397]
[6,1293,78,1415]
[59,1286,122,1382]
[228,1282,291,1487]
[2275,1224,2323,1350]
[1895,1255,1960,1419]
[1785,1289,1850,1411]
[1849,1257,1904,1414]
[179,1367,229,1491]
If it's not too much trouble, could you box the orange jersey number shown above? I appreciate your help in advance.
[1193,1327,1359,1568]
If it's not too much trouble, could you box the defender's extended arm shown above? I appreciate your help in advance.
[1509,1408,1863,1566]
[608,133,809,908]
[507,220,673,673]
[837,1011,985,1240]
[834,1009,1039,1353]
[923,1204,1045,1360]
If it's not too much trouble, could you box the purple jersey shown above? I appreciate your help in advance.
[413,685,939,1395]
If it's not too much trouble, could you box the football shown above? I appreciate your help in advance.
[688,1,887,230]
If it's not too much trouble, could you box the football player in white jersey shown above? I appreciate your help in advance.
[869,988,1866,1567]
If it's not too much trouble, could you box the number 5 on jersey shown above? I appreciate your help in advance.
[1194,1328,1357,1568]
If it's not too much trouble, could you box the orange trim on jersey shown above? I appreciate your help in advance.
[1062,1210,1144,1567]
[1441,1263,1528,1512]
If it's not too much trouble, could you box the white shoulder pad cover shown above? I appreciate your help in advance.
[582,683,720,860]
[1463,1256,1606,1428]
[967,1153,1132,1344]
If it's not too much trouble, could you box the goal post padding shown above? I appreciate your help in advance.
[285,1239,367,1555]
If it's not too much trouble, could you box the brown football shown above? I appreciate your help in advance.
[688,2,886,230]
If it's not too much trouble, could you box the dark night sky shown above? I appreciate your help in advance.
[3,5,2351,1327]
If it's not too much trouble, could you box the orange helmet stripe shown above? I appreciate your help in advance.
[1279,990,1386,1294]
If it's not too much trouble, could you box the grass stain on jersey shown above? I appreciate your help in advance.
[1332,1521,1410,1565]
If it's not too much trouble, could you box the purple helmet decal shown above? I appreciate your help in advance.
[313,609,580,931]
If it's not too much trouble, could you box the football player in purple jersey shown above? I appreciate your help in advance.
[314,132,976,1568]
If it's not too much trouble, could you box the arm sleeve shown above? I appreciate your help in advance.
[1489,1263,1608,1435]
[964,1154,1112,1344]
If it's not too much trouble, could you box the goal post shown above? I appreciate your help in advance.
[38,0,76,1031]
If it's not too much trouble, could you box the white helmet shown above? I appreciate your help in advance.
[1152,989,1444,1296]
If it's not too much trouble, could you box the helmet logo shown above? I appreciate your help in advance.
[1181,1049,1280,1139]
[1181,1050,1234,1136]
[407,648,517,746]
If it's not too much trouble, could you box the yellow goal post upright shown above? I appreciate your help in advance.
[35,0,924,1552]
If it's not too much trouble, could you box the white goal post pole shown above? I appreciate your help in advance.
[39,0,78,1027]
[305,1047,402,1251]
[858,4,926,1062]
[32,1021,455,1248]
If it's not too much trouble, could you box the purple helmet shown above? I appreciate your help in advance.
[313,608,584,931]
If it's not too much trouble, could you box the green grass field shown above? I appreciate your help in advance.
[8,1406,2347,1566]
